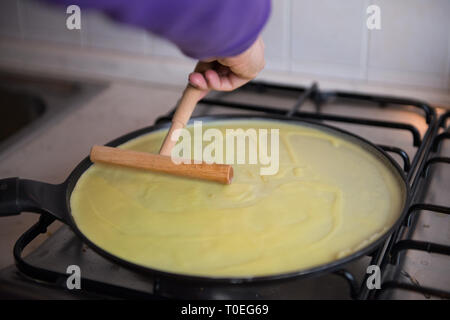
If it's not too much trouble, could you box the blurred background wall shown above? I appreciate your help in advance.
[0,0,449,106]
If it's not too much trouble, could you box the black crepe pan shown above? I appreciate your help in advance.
[0,115,410,290]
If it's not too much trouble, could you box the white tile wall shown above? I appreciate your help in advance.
[368,0,450,89]
[1,0,449,96]
[20,0,81,45]
[0,0,22,38]
[81,11,150,55]
[447,38,450,90]
[150,35,190,60]
[262,0,291,71]
[290,0,370,80]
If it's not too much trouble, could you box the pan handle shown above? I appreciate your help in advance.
[0,177,67,222]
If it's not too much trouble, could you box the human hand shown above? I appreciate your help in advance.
[188,36,265,93]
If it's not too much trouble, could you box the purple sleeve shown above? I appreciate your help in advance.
[49,0,271,60]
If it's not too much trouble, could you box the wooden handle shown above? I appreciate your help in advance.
[159,85,204,156]
[91,145,233,184]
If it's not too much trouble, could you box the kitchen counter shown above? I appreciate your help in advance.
[0,78,185,269]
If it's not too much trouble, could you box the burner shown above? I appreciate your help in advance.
[2,82,449,299]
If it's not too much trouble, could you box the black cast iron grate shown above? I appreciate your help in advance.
[374,110,450,299]
[13,81,449,299]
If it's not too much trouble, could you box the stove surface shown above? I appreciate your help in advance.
[0,82,448,299]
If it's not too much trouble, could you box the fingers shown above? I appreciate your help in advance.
[188,72,208,90]
[188,35,265,92]
[217,35,265,81]
[226,73,249,90]
[189,69,249,92]
[189,70,223,91]
[204,69,223,90]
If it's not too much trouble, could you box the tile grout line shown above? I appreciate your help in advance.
[287,0,293,74]
[16,0,24,41]
[363,0,373,84]
[446,20,450,91]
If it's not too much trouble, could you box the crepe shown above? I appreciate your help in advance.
[70,120,404,277]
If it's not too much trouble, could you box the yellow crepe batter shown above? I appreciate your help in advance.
[70,120,405,277]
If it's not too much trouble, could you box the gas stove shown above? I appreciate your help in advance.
[0,81,448,299]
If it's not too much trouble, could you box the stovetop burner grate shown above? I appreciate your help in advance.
[12,82,449,299]
[375,111,450,299]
